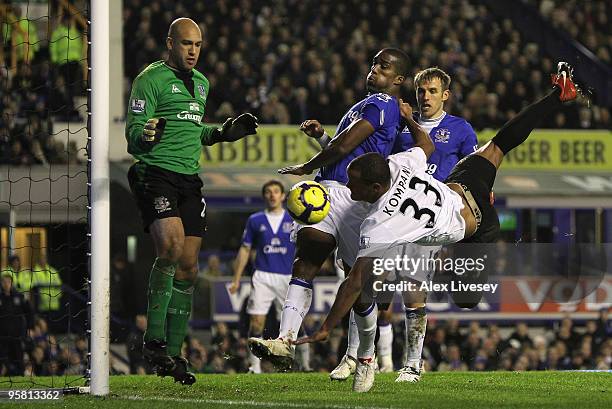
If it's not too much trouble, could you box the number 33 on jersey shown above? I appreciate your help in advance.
[358,148,466,257]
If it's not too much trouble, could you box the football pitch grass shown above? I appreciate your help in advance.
[3,372,611,409]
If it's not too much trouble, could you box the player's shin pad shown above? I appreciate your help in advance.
[166,279,193,356]
[145,258,176,341]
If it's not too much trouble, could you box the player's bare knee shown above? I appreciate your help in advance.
[175,267,198,283]
[291,256,319,281]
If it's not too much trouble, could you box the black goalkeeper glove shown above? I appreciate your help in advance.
[141,117,166,146]
[218,113,259,142]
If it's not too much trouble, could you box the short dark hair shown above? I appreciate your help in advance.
[381,48,410,78]
[414,67,451,91]
[348,152,391,184]
[262,180,285,196]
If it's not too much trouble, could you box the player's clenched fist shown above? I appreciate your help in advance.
[300,119,324,139]
[142,117,166,145]
[399,98,413,120]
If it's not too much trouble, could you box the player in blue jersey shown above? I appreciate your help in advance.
[249,47,414,392]
[229,180,300,373]
[295,62,583,393]
[333,68,479,381]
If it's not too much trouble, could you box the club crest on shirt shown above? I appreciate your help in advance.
[433,128,450,143]
[359,235,371,249]
[153,196,171,213]
[198,84,206,98]
[282,222,293,233]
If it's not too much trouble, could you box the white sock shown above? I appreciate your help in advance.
[354,303,378,360]
[248,349,262,373]
[404,307,427,368]
[377,322,393,359]
[279,279,313,341]
[296,343,311,371]
[345,309,359,358]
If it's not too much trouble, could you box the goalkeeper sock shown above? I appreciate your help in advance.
[491,88,562,155]
[166,278,194,357]
[404,307,427,368]
[144,258,176,342]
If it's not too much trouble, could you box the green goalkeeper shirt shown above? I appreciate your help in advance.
[125,61,218,174]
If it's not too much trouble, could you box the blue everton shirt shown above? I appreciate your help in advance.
[317,93,400,184]
[392,112,478,181]
[241,210,295,275]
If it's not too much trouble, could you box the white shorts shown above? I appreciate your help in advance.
[294,181,370,267]
[246,270,291,316]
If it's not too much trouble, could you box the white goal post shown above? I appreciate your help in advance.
[90,0,110,397]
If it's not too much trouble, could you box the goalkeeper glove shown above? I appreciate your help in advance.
[218,113,259,142]
[141,117,166,146]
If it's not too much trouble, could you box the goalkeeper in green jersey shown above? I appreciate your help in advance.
[125,17,258,385]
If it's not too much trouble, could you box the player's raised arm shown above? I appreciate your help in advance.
[399,99,434,158]
[300,119,332,149]
[279,118,375,175]
[294,257,375,344]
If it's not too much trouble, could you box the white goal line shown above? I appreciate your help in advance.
[124,395,395,409]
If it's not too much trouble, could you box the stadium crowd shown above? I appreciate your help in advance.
[122,0,610,130]
[0,9,85,166]
[122,311,612,374]
[526,0,611,66]
[1,248,610,376]
[2,0,609,165]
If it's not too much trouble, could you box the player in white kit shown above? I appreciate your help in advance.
[296,61,582,392]
[248,48,411,393]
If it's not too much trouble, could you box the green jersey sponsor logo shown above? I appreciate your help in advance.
[177,111,203,123]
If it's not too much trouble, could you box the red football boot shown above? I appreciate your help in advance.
[550,62,577,102]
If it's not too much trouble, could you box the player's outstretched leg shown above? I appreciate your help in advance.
[249,228,336,370]
[490,62,579,160]
[396,306,427,383]
[330,309,358,381]
[352,302,378,393]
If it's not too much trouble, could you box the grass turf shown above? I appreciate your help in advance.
[1,372,610,409]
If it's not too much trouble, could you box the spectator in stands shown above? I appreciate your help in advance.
[508,322,534,349]
[50,14,84,99]
[2,6,40,63]
[203,254,227,277]
[0,270,34,376]
[33,254,62,318]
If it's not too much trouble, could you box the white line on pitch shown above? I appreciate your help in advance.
[124,395,395,409]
